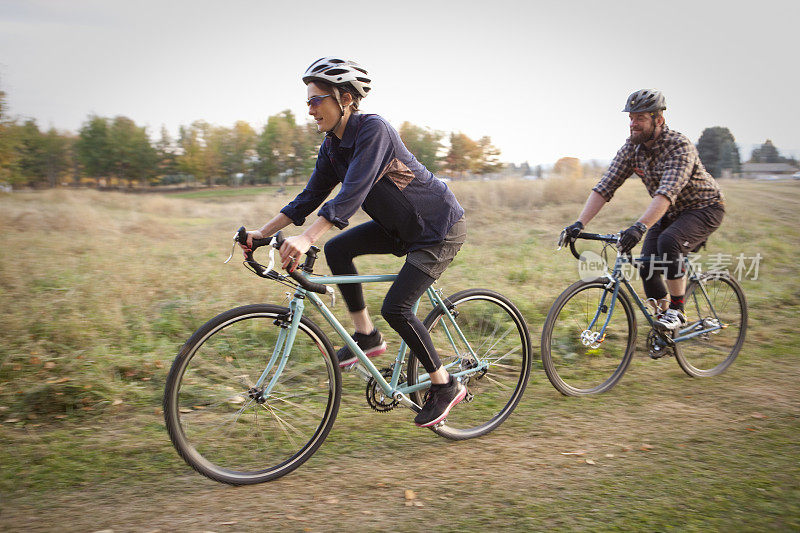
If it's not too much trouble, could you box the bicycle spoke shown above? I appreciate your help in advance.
[408,290,531,440]
[675,276,746,377]
[165,306,341,484]
[541,281,635,395]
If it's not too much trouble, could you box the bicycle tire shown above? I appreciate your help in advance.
[674,273,747,377]
[541,278,637,396]
[406,289,532,440]
[164,304,341,485]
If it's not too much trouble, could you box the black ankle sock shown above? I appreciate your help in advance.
[669,295,685,311]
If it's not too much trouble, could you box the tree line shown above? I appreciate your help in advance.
[0,87,503,189]
[696,127,797,178]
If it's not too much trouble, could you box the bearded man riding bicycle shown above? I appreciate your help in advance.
[563,89,725,331]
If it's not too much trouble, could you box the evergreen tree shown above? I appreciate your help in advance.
[76,115,113,182]
[750,139,781,163]
[696,127,740,177]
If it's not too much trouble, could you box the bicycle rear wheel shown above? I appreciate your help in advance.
[541,279,637,396]
[406,289,532,440]
[674,274,747,377]
[164,304,341,485]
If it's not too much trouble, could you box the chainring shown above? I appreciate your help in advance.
[366,366,404,412]
[647,328,674,359]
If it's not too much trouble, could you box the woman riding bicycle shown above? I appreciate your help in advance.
[241,57,467,427]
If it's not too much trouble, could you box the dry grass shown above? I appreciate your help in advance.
[1,178,799,530]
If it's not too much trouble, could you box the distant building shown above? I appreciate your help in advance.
[739,162,798,179]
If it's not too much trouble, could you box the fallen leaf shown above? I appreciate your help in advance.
[605,453,615,458]
[640,444,654,451]
[413,501,424,507]
[326,497,339,504]
[30,356,42,365]
[219,521,237,526]
[404,489,416,500]
[560,449,587,456]
[112,399,123,406]
[5,418,20,423]
[585,459,596,465]
[44,362,56,369]
[751,412,767,419]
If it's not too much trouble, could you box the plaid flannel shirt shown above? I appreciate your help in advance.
[593,125,723,218]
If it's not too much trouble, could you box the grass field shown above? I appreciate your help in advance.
[1,178,798,531]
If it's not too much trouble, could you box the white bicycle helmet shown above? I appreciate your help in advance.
[302,57,372,98]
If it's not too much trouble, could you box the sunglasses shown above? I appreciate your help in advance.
[306,94,334,107]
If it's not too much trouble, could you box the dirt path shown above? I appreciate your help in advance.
[4,365,799,532]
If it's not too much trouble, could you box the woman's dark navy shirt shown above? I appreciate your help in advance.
[281,113,464,254]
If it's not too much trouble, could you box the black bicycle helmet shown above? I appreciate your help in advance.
[623,89,666,113]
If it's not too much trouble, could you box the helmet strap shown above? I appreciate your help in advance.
[328,86,347,137]
[645,113,660,142]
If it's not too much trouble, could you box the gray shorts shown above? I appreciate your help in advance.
[406,217,467,280]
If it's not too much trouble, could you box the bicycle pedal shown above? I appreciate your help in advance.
[653,328,676,346]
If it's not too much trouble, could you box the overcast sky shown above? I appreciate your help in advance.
[1,0,797,165]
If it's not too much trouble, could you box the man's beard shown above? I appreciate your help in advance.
[629,124,654,144]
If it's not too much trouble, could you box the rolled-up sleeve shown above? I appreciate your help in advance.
[317,119,393,229]
[653,145,694,205]
[593,144,633,201]
[280,144,338,226]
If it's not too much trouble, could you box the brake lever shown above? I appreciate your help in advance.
[224,228,242,264]
[556,230,567,250]
[224,240,238,264]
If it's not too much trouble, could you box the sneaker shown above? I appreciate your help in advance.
[655,308,687,331]
[414,376,467,428]
[336,329,387,368]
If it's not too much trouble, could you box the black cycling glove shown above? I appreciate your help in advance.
[563,221,584,243]
[617,222,647,254]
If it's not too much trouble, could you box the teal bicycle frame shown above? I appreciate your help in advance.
[255,272,489,411]
[590,254,727,344]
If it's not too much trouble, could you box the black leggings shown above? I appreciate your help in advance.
[324,222,442,374]
[638,204,725,300]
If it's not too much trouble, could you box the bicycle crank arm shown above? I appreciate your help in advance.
[393,391,421,413]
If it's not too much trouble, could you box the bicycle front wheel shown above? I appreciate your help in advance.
[164,304,341,485]
[541,279,637,396]
[406,289,532,440]
[674,274,747,377]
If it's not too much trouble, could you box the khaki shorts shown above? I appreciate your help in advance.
[406,217,466,280]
